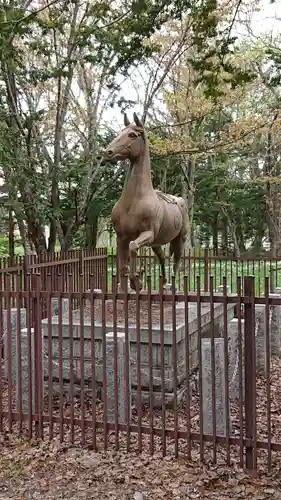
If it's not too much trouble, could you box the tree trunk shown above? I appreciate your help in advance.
[212,215,219,255]
[235,221,246,255]
[251,225,265,257]
[221,217,228,255]
[266,182,281,258]
[8,208,14,258]
[181,155,195,249]
[85,215,99,248]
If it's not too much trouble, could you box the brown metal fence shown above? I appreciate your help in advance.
[0,248,108,312]
[3,246,281,298]
[110,247,281,295]
[0,270,281,473]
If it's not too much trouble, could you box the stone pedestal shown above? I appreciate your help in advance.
[41,299,236,406]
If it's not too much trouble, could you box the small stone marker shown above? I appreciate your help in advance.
[201,338,227,436]
[18,327,44,413]
[255,305,267,375]
[105,331,131,424]
[50,297,69,317]
[270,289,281,356]
[216,285,231,294]
[228,318,244,400]
[5,324,44,414]
[3,308,26,377]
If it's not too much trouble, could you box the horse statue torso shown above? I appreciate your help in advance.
[112,188,186,245]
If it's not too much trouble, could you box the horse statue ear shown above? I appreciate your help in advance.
[124,113,130,127]
[133,112,143,128]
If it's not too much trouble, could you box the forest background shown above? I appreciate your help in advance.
[0,0,281,259]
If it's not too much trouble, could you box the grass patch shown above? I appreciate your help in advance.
[106,259,281,295]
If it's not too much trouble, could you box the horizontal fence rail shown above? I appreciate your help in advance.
[0,271,281,473]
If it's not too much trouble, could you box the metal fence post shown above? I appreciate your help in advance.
[32,273,43,438]
[244,276,257,473]
[116,248,120,288]
[204,248,209,292]
[104,248,108,293]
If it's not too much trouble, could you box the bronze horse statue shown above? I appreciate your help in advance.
[104,112,189,291]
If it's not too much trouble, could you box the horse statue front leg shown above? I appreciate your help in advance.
[129,230,154,291]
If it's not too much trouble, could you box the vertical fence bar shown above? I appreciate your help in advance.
[80,278,85,446]
[264,278,271,471]
[237,276,244,468]
[153,254,157,290]
[209,276,217,463]
[193,255,196,292]
[159,276,166,456]
[47,273,53,441]
[111,248,114,291]
[102,274,108,450]
[26,273,33,439]
[33,273,43,439]
[90,280,96,450]
[5,274,12,432]
[105,250,108,293]
[197,276,204,460]
[147,275,154,454]
[136,276,142,453]
[68,273,75,444]
[188,250,191,291]
[112,275,119,450]
[0,274,3,433]
[172,276,178,457]
[223,277,230,464]
[198,255,201,289]
[244,276,256,473]
[236,260,239,294]
[123,274,131,452]
[214,257,217,290]
[184,276,191,459]
[57,273,64,443]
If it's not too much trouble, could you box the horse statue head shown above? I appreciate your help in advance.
[104,112,146,163]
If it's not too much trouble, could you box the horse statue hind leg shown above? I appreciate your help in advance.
[170,208,189,278]
[152,246,167,284]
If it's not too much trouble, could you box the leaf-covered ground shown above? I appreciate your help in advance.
[1,342,281,498]
[0,435,281,500]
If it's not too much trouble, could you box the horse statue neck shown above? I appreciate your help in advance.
[123,134,154,197]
